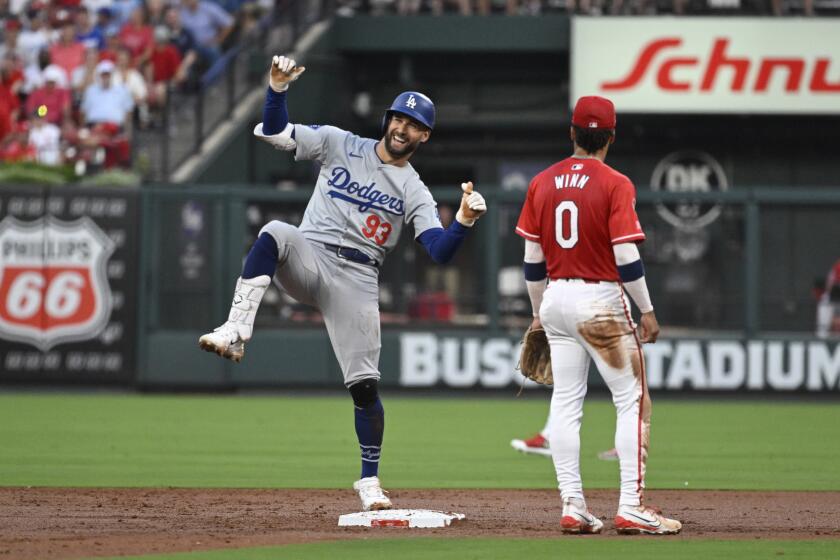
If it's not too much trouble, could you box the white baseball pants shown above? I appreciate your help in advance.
[540,279,651,507]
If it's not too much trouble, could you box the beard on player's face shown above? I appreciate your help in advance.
[383,115,428,158]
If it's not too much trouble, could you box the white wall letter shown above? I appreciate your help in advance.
[442,338,481,387]
[400,333,438,386]
[666,341,707,389]
[481,339,513,388]
[643,341,673,389]
[708,341,746,389]
[766,342,804,390]
[807,342,840,391]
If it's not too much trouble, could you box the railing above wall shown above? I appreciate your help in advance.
[138,185,840,338]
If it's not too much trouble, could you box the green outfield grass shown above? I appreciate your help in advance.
[1,392,838,490]
[100,538,839,560]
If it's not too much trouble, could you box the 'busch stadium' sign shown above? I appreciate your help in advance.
[398,334,840,392]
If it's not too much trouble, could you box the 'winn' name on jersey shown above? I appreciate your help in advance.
[554,173,591,190]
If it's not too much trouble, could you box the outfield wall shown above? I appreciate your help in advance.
[1,185,838,392]
[139,329,840,392]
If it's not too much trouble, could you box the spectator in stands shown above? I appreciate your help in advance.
[165,5,199,59]
[1,51,24,95]
[118,5,153,65]
[80,60,134,129]
[358,0,395,16]
[110,0,142,28]
[77,60,133,168]
[146,0,168,25]
[0,70,19,142]
[94,6,121,37]
[71,44,99,94]
[25,65,72,127]
[565,0,595,14]
[146,25,191,107]
[22,47,51,94]
[232,2,263,41]
[17,10,50,67]
[430,0,473,14]
[83,0,116,15]
[0,16,22,61]
[0,121,32,162]
[214,0,250,14]
[28,107,62,165]
[49,18,86,82]
[179,0,233,63]
[76,7,105,49]
[772,0,814,15]
[164,5,202,88]
[396,0,421,15]
[99,28,121,62]
[816,258,840,338]
[113,45,149,125]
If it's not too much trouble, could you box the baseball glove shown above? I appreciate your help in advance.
[518,327,553,385]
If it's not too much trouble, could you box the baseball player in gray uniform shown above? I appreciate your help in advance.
[199,55,487,511]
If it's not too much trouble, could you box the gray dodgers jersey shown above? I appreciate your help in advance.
[290,124,442,265]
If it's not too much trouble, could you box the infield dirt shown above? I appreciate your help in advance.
[2,488,839,559]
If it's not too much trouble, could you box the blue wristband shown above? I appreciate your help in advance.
[618,259,645,282]
[523,261,547,282]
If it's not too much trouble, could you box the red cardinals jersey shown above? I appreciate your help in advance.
[515,156,645,282]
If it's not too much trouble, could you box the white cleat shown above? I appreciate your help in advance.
[560,497,604,534]
[353,476,393,511]
[198,275,270,363]
[198,323,247,363]
[615,504,682,535]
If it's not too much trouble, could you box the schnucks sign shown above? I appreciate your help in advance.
[571,18,840,114]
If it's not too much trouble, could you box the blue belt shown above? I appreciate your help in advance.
[324,243,379,268]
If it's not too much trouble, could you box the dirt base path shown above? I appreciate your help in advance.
[2,488,839,559]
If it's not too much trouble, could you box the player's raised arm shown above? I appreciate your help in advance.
[415,181,487,265]
[252,55,305,150]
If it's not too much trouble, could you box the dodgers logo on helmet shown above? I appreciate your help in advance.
[382,91,435,133]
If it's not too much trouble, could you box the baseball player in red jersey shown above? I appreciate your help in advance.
[515,96,681,535]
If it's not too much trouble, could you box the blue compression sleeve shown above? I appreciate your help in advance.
[355,398,384,478]
[417,221,470,264]
[617,259,645,282]
[262,87,289,135]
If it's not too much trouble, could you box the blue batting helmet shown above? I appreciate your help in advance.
[381,91,435,134]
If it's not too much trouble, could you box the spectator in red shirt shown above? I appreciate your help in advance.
[25,65,72,127]
[118,5,153,65]
[0,17,22,62]
[0,79,20,143]
[1,52,24,95]
[49,19,85,81]
[146,25,185,107]
[99,29,121,63]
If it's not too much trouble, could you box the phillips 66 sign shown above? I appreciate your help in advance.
[0,216,115,351]
[0,188,138,383]
[571,18,840,113]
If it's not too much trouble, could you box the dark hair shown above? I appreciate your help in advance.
[573,126,614,154]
